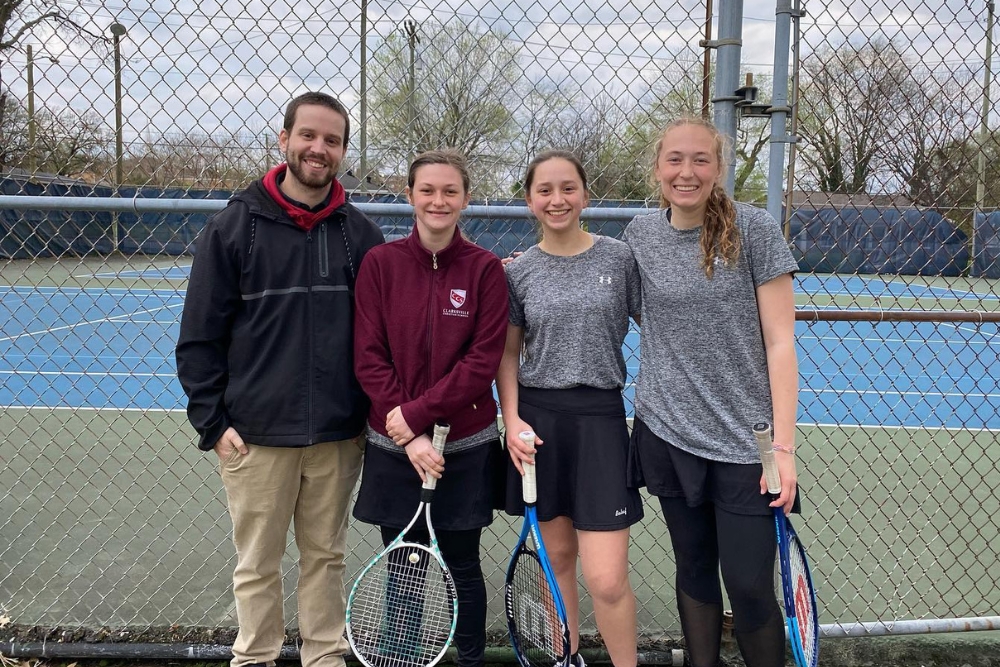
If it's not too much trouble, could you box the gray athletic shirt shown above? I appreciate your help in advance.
[507,234,641,389]
[623,203,799,463]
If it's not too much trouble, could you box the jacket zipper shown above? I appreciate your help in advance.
[318,222,329,277]
[426,252,439,397]
[306,230,315,444]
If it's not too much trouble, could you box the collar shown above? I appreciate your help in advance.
[404,223,465,268]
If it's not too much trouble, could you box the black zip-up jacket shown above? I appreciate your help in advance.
[175,179,384,451]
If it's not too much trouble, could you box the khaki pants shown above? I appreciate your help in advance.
[220,437,364,667]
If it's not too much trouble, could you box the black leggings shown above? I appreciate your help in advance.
[656,496,785,667]
[380,526,486,667]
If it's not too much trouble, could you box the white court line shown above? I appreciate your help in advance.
[796,276,1000,302]
[78,262,193,280]
[0,370,176,378]
[797,332,999,345]
[0,303,183,344]
[800,386,1000,399]
[798,421,1000,433]
[0,404,185,413]
[1,285,185,296]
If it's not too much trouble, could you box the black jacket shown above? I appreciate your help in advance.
[175,179,384,451]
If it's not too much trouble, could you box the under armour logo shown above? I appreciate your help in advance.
[598,276,612,285]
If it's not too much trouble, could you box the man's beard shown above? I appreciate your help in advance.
[286,150,337,190]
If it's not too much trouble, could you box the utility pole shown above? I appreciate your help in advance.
[974,0,995,269]
[110,22,127,254]
[26,45,35,172]
[405,19,419,158]
[359,0,369,192]
[701,0,713,119]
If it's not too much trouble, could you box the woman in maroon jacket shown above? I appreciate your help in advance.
[353,149,509,667]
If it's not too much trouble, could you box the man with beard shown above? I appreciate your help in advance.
[176,91,384,667]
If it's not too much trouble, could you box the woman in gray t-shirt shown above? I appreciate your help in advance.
[497,150,642,667]
[624,117,800,667]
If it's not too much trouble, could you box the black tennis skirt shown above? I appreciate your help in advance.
[504,385,643,531]
[629,417,801,516]
[353,436,506,532]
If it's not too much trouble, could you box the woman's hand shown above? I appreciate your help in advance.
[405,433,445,483]
[761,451,798,515]
[386,406,416,446]
[504,416,544,476]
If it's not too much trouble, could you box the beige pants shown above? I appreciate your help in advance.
[220,437,364,667]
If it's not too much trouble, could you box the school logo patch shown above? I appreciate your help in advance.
[450,289,467,309]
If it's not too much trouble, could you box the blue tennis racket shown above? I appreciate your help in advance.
[753,422,819,667]
[347,422,457,667]
[504,430,571,667]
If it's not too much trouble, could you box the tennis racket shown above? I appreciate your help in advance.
[504,430,571,667]
[753,422,819,667]
[347,422,458,667]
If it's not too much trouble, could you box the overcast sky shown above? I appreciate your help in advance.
[7,0,995,164]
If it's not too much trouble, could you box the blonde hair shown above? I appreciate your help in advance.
[652,117,739,279]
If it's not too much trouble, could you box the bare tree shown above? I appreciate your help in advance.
[797,39,911,194]
[0,86,28,166]
[0,1,107,139]
[880,66,977,208]
[31,107,111,176]
[128,130,274,189]
[368,19,524,192]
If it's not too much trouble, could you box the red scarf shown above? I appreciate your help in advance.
[262,164,346,231]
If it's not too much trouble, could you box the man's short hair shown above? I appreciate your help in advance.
[283,92,351,146]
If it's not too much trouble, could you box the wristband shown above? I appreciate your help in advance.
[772,443,796,455]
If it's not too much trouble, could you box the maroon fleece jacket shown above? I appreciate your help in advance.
[353,226,509,441]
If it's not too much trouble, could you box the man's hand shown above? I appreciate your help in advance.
[213,427,247,461]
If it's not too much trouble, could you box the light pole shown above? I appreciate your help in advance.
[26,46,59,173]
[110,22,126,189]
[110,22,127,253]
[974,1,995,270]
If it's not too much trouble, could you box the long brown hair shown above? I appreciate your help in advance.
[407,148,470,193]
[652,117,739,279]
[523,150,589,242]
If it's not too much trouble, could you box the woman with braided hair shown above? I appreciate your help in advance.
[624,117,800,667]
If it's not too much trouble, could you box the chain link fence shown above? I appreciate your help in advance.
[1,0,999,655]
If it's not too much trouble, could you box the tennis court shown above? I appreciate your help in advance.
[2,257,999,649]
[4,265,999,431]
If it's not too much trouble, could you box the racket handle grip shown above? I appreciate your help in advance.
[431,422,450,455]
[519,430,537,505]
[423,422,451,491]
[753,422,782,496]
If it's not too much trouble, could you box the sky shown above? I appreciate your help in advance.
[4,0,996,173]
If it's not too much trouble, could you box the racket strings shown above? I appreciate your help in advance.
[508,551,565,667]
[788,539,818,666]
[349,545,456,667]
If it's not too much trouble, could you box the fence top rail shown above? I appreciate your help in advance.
[0,195,654,220]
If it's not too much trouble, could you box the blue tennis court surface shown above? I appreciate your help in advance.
[2,273,999,429]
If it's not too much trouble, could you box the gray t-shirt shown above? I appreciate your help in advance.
[507,234,641,389]
[624,203,799,463]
